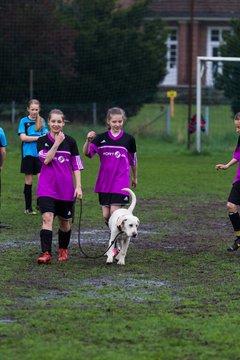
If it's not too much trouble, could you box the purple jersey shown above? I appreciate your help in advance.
[233,136,240,184]
[86,130,137,194]
[37,133,84,201]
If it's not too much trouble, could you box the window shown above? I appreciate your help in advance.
[161,28,178,85]
[206,27,232,85]
[168,30,177,68]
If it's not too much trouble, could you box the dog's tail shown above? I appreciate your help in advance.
[121,188,136,213]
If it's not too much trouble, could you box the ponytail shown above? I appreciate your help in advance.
[35,115,43,132]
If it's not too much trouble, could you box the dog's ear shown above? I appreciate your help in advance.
[116,215,127,228]
[134,216,140,226]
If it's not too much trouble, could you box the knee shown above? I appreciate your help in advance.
[42,213,54,228]
[25,175,33,185]
[227,202,237,213]
[59,218,70,232]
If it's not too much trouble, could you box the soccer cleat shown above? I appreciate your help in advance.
[37,251,52,264]
[24,209,37,215]
[227,238,240,252]
[58,248,69,262]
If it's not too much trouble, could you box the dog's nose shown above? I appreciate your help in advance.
[132,233,137,238]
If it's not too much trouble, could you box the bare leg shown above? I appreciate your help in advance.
[102,206,111,225]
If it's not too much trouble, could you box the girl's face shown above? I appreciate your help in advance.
[107,114,124,133]
[48,114,65,134]
[235,120,240,134]
[27,104,40,120]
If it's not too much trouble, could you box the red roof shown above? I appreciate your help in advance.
[149,0,240,18]
[117,0,240,19]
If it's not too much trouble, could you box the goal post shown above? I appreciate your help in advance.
[196,56,240,152]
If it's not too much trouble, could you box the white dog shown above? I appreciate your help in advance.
[106,188,140,265]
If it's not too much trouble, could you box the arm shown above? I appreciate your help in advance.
[73,170,82,199]
[19,133,39,142]
[44,132,65,165]
[82,131,96,155]
[215,158,238,170]
[131,165,138,188]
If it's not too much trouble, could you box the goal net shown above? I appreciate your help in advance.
[196,56,240,153]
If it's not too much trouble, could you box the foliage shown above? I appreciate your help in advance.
[0,0,76,103]
[215,19,240,115]
[0,0,167,119]
[62,0,167,118]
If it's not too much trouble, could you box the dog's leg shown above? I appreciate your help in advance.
[106,231,118,264]
[116,236,130,265]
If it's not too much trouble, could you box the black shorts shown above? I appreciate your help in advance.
[38,197,74,219]
[21,156,41,175]
[98,192,129,207]
[228,181,240,205]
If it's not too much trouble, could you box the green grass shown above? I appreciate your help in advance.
[0,103,239,359]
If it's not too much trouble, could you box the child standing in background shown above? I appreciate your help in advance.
[216,112,240,251]
[83,107,138,227]
[0,126,7,173]
[37,109,83,264]
[18,99,48,215]
[0,126,7,229]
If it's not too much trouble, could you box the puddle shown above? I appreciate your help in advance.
[15,276,170,303]
[81,276,169,289]
[1,228,159,248]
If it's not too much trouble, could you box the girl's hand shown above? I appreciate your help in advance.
[55,131,65,146]
[215,164,228,170]
[87,131,96,142]
[74,186,82,199]
[131,178,138,188]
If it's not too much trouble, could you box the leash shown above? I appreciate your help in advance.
[75,198,121,259]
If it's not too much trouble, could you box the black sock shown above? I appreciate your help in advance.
[24,184,32,211]
[58,229,71,249]
[229,212,240,237]
[40,229,53,253]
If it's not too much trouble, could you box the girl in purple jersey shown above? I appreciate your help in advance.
[83,107,138,226]
[216,112,240,252]
[37,109,84,264]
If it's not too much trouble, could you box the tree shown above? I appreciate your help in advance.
[216,19,240,115]
[0,0,76,103]
[64,0,167,116]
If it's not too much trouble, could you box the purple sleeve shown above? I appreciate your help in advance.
[71,155,84,170]
[128,152,138,166]
[38,149,47,163]
[233,146,240,161]
[85,143,98,158]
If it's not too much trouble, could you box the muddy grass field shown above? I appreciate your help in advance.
[1,133,240,359]
[2,193,240,360]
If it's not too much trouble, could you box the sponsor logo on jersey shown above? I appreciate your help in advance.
[102,151,126,158]
[100,139,106,143]
[45,143,49,147]
[124,196,128,201]
[68,211,71,215]
[58,156,65,163]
